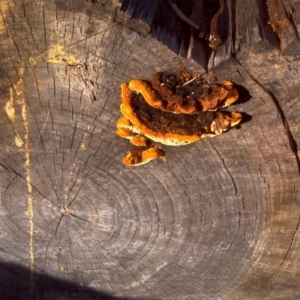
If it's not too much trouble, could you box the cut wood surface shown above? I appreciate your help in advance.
[0,0,300,299]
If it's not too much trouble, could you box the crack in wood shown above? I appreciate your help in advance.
[282,4,300,40]
[232,58,300,283]
[208,141,239,197]
[235,59,300,174]
[231,0,237,53]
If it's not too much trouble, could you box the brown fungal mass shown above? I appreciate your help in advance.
[132,92,216,136]
[117,71,243,166]
[128,71,239,114]
[120,83,241,145]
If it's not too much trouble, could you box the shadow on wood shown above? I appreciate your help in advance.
[0,261,145,300]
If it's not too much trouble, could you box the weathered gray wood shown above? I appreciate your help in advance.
[0,0,300,299]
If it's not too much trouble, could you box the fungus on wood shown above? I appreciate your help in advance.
[0,0,300,299]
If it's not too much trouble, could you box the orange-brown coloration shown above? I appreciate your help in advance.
[128,72,239,115]
[120,85,201,145]
[116,116,132,128]
[224,88,239,107]
[116,128,132,138]
[130,135,148,147]
[210,112,242,135]
[198,86,229,111]
[116,116,148,146]
[117,71,244,166]
[128,80,163,109]
[123,146,166,166]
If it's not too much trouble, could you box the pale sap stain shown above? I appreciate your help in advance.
[18,67,25,76]
[20,82,34,295]
[5,78,34,295]
[47,44,78,65]
[15,135,24,147]
[80,125,90,151]
[80,143,87,151]
[29,57,36,66]
[155,261,168,272]
[0,3,9,35]
[5,90,15,122]
[13,78,24,95]
[5,88,24,147]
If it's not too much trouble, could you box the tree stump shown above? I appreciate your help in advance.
[0,0,300,299]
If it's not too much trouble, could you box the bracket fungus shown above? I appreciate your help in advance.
[117,71,243,166]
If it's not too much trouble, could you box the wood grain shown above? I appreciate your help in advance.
[0,0,299,299]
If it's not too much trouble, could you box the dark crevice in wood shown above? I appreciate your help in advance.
[238,210,241,230]
[208,141,239,196]
[69,212,93,224]
[118,0,300,68]
[119,0,232,69]
[256,0,281,50]
[230,0,237,53]
[282,4,300,40]
[85,0,109,5]
[234,58,300,174]
[67,184,83,208]
[3,165,54,204]
[241,197,245,210]
[120,0,159,23]
[54,214,65,238]
[0,162,11,172]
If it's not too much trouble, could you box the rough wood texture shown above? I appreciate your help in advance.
[120,0,300,68]
[0,0,300,299]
